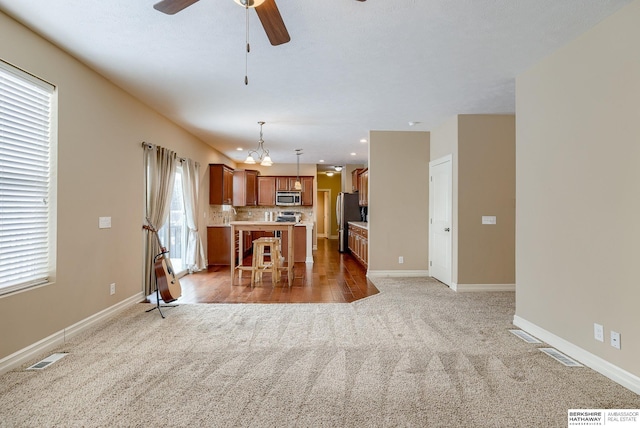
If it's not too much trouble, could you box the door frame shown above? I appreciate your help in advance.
[428,154,453,286]
[316,189,331,238]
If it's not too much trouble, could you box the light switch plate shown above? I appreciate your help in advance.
[99,216,111,229]
[482,216,497,225]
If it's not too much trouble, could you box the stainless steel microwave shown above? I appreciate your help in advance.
[276,191,301,206]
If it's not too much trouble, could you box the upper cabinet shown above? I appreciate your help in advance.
[257,176,276,206]
[233,169,258,207]
[351,168,364,193]
[300,176,314,206]
[259,176,314,206]
[209,164,234,205]
[358,168,368,207]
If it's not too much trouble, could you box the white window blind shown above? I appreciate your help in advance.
[0,61,54,294]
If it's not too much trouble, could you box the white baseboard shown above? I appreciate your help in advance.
[452,283,515,292]
[367,270,430,278]
[513,315,640,395]
[0,292,143,376]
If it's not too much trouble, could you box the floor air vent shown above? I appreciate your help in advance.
[509,329,542,344]
[26,353,68,370]
[539,348,583,367]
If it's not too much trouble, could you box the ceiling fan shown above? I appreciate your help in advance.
[153,0,290,46]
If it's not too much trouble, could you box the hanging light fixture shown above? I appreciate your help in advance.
[294,149,303,190]
[245,121,273,166]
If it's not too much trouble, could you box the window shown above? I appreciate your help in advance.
[159,165,187,275]
[0,60,56,295]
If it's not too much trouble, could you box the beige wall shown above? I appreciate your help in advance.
[430,115,515,287]
[369,131,430,273]
[458,115,515,285]
[0,12,232,360]
[516,0,640,377]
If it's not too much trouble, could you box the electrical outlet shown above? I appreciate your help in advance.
[594,323,604,342]
[110,283,116,295]
[398,256,404,264]
[610,331,621,350]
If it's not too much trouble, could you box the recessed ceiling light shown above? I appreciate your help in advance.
[350,153,356,156]
[319,159,325,163]
[360,139,367,143]
[236,147,243,151]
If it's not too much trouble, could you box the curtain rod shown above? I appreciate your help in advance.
[141,141,199,167]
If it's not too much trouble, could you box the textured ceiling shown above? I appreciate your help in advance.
[0,0,632,166]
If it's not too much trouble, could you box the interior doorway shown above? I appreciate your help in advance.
[316,189,331,238]
[429,155,452,286]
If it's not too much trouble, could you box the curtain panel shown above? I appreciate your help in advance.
[181,158,206,273]
[143,144,177,296]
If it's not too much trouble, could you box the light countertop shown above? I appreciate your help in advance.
[228,221,313,227]
[348,221,368,230]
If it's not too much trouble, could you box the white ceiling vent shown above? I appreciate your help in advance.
[26,352,68,370]
[539,348,583,367]
[509,329,542,344]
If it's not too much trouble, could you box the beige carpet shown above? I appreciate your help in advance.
[1,277,638,427]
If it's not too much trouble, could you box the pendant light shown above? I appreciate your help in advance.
[245,121,273,166]
[294,149,302,191]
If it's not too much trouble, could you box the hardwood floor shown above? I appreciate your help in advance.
[176,238,379,303]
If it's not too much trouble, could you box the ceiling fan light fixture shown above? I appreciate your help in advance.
[234,0,266,8]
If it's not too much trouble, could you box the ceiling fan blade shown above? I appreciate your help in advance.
[153,0,200,15]
[255,0,290,46]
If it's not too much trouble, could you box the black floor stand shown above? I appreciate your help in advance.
[146,252,178,319]
[145,286,178,319]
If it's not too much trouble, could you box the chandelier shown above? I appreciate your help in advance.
[244,121,273,166]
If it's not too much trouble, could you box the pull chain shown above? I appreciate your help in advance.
[245,5,250,85]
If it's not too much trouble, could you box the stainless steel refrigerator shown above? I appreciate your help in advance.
[336,192,362,253]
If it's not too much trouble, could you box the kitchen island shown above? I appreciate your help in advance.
[229,221,314,285]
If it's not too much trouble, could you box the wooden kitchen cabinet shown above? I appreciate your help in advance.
[209,164,234,205]
[280,226,307,263]
[233,169,258,207]
[257,176,276,206]
[348,223,368,268]
[276,176,291,191]
[358,169,368,207]
[263,176,314,206]
[351,168,364,193]
[300,176,314,206]
[207,226,231,265]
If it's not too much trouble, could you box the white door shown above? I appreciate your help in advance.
[429,155,452,286]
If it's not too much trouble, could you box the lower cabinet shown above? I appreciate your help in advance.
[207,225,307,265]
[207,226,231,265]
[280,226,307,263]
[348,223,368,268]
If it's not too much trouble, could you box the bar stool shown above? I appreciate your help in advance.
[251,237,283,287]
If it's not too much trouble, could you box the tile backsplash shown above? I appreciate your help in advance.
[207,205,313,226]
